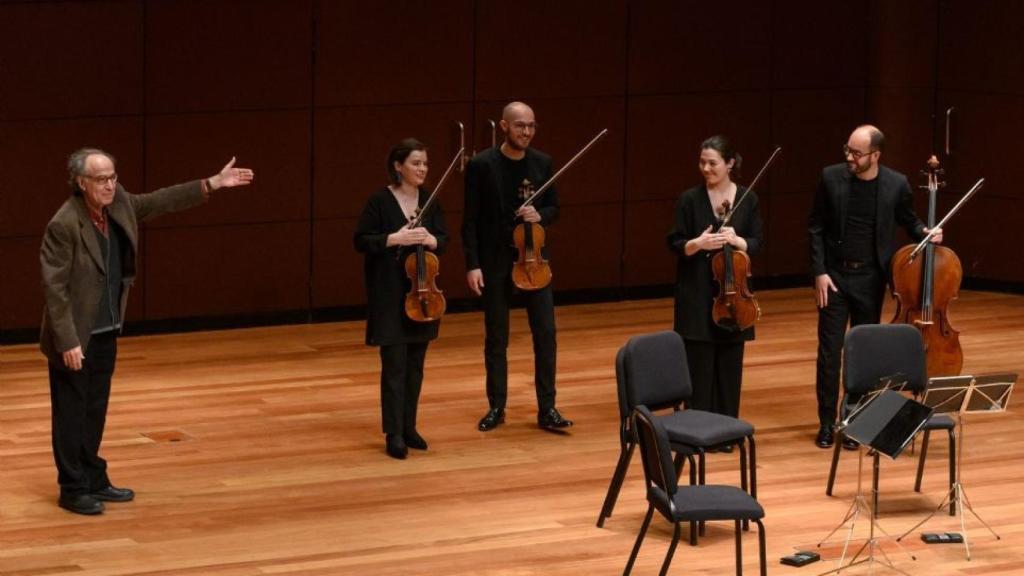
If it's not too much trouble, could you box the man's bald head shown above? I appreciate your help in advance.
[502,101,534,122]
[851,124,885,153]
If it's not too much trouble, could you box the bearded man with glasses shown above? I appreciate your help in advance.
[807,125,943,449]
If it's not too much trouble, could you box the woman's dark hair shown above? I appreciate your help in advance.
[386,138,427,185]
[700,135,742,179]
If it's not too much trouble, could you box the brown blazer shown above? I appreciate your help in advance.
[39,181,207,362]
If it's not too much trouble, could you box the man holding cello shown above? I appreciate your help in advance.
[462,101,573,432]
[809,124,942,449]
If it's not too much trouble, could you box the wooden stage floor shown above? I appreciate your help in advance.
[2,288,1023,575]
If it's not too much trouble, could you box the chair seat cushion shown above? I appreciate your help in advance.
[661,409,754,447]
[667,485,764,521]
[925,413,956,430]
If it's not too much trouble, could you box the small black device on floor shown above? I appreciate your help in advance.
[780,551,821,566]
[921,532,964,544]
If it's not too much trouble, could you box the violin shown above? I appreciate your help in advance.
[710,199,760,331]
[709,147,780,331]
[403,147,463,323]
[512,180,552,291]
[890,156,982,376]
[511,129,608,291]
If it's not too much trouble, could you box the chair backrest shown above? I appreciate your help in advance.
[616,331,691,422]
[632,405,678,498]
[843,324,927,397]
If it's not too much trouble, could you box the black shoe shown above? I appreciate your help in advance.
[59,494,104,515]
[538,407,573,430]
[91,485,135,502]
[403,430,428,450]
[815,425,835,449]
[385,434,408,459]
[842,436,860,451]
[478,408,505,431]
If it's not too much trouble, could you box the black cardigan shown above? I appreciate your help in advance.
[354,187,448,346]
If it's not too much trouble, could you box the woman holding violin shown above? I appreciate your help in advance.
[667,135,763,420]
[354,138,447,460]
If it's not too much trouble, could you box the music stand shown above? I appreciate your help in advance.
[818,390,933,575]
[898,373,1016,559]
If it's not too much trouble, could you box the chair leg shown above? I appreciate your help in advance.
[948,428,957,516]
[756,519,767,576]
[739,439,749,532]
[598,441,636,527]
[872,452,881,518]
[826,433,842,495]
[624,505,654,576]
[687,453,698,546]
[698,451,707,537]
[914,429,931,493]
[660,522,682,576]
[734,520,743,576]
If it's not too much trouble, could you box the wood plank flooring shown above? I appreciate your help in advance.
[2,288,1023,575]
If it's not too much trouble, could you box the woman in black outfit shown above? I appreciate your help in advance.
[667,135,763,420]
[354,138,447,459]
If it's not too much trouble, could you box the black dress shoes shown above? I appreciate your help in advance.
[385,434,408,460]
[59,494,104,515]
[403,430,428,450]
[841,435,860,451]
[91,485,135,502]
[538,407,573,431]
[478,408,505,431]
[815,425,835,449]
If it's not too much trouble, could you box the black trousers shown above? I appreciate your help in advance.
[48,331,116,497]
[684,339,745,418]
[815,265,886,426]
[481,270,557,413]
[379,342,429,436]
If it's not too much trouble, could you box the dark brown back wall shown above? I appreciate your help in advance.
[2,0,1020,335]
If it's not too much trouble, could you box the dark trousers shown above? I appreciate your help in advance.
[481,270,557,413]
[48,331,116,497]
[379,342,428,436]
[684,339,745,418]
[815,266,886,426]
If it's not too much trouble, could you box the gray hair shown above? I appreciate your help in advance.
[67,147,115,194]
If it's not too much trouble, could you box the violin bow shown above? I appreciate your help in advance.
[909,177,984,260]
[719,146,782,228]
[518,129,609,210]
[408,147,465,229]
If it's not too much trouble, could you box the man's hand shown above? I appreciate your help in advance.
[815,274,838,309]
[924,226,943,244]
[62,346,84,371]
[466,268,485,296]
[208,157,255,190]
[516,206,541,223]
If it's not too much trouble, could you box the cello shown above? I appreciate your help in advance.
[709,146,781,331]
[889,155,983,376]
[402,147,464,323]
[512,128,608,291]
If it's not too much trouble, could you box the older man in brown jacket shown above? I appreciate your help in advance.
[40,148,253,515]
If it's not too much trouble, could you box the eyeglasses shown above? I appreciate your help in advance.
[842,145,875,160]
[510,121,538,132]
[83,173,118,186]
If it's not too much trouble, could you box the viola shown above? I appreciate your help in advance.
[890,156,982,376]
[511,129,608,291]
[402,147,463,323]
[709,147,780,331]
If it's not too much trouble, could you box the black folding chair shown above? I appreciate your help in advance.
[624,406,766,576]
[597,331,756,543]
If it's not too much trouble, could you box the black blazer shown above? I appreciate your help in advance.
[808,163,926,277]
[461,146,558,274]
